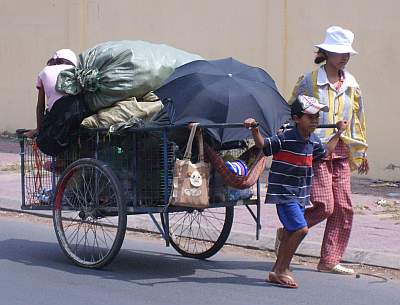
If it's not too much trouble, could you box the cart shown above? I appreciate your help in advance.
[17,124,263,269]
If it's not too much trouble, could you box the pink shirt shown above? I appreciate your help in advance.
[36,64,74,110]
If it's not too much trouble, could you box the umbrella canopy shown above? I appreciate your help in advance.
[154,58,290,143]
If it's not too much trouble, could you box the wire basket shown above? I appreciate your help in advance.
[20,138,53,207]
[19,128,255,209]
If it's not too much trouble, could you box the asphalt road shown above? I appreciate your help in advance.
[1,214,399,305]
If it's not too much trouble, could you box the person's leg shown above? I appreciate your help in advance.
[270,203,308,288]
[318,158,353,273]
[274,227,308,273]
[304,160,334,228]
[274,161,331,255]
[274,227,284,256]
[269,227,308,288]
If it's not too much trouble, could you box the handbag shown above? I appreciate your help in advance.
[169,123,210,208]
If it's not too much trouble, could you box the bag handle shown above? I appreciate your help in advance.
[183,123,198,159]
[197,128,205,162]
[184,123,206,162]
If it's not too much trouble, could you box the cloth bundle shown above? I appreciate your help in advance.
[225,160,248,176]
[80,93,163,129]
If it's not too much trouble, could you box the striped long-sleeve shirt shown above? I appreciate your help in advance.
[264,127,326,206]
[289,66,367,171]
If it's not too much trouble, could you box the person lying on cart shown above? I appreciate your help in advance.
[244,95,347,289]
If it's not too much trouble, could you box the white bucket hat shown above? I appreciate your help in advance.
[52,49,78,66]
[315,26,358,55]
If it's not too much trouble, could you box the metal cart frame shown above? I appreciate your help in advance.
[18,124,263,269]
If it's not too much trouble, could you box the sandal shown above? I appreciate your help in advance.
[266,272,299,289]
[317,264,354,275]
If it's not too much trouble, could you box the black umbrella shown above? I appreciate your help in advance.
[154,57,290,143]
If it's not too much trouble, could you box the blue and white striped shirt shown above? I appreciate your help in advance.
[264,127,326,206]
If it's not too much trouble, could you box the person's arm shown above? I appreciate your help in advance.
[353,88,369,174]
[244,118,283,156]
[325,120,348,154]
[24,76,46,138]
[36,87,45,131]
[244,118,264,148]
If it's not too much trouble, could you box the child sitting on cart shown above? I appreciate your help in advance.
[244,95,347,289]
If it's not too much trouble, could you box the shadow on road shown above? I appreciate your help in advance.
[0,237,310,288]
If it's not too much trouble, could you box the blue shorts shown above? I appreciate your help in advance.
[276,202,308,232]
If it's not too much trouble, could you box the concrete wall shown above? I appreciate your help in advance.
[1,0,399,180]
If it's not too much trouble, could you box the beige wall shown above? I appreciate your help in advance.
[1,0,399,180]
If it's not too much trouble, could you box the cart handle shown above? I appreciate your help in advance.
[194,123,337,129]
[16,129,30,135]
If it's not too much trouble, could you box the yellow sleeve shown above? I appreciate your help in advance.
[351,87,367,146]
[344,87,368,170]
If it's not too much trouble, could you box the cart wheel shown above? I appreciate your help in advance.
[161,206,234,259]
[53,158,127,269]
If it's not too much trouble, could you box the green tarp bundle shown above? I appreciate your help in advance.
[56,40,202,112]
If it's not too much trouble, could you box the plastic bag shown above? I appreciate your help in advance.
[56,40,202,112]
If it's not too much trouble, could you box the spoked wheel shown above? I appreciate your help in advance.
[161,206,234,259]
[53,158,127,269]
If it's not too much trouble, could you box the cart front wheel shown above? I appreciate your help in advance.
[53,158,127,269]
[161,206,234,259]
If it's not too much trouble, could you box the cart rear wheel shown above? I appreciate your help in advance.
[161,206,234,259]
[53,158,127,269]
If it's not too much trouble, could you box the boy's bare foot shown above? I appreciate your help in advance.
[267,272,298,289]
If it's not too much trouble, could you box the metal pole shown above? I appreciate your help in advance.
[19,136,26,208]
[256,179,261,240]
[51,156,56,206]
[162,128,170,246]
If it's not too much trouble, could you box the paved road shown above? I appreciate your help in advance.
[1,214,399,305]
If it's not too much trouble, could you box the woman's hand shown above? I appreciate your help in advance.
[358,158,369,175]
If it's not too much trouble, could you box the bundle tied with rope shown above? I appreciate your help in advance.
[56,40,203,113]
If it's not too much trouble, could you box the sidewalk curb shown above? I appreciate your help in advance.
[2,202,400,270]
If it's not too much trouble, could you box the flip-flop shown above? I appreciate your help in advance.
[317,264,354,275]
[266,272,299,289]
